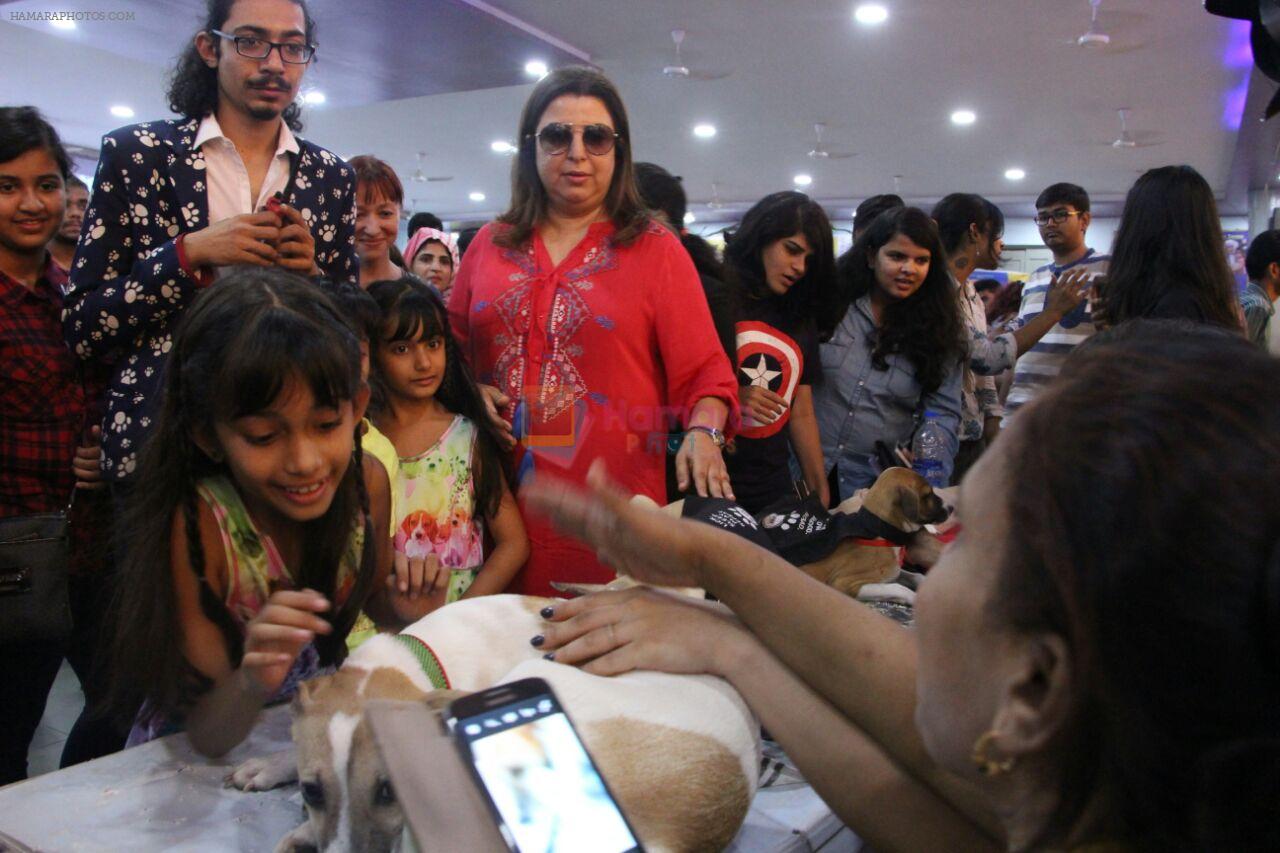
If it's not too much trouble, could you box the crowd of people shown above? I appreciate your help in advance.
[2,0,1277,848]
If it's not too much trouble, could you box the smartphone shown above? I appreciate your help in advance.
[446,678,643,853]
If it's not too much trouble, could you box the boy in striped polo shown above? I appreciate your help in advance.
[1004,183,1109,418]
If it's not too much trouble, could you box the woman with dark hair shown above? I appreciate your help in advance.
[447,66,737,597]
[720,191,837,511]
[1099,165,1242,329]
[814,207,964,499]
[526,320,1280,851]
[0,106,116,783]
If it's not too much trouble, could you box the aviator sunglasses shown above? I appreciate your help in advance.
[528,122,621,156]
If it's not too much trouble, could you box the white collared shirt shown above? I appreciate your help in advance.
[194,113,298,226]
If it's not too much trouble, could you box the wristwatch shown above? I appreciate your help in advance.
[685,426,726,448]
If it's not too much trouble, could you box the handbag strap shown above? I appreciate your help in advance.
[64,361,95,516]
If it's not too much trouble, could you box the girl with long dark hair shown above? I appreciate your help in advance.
[106,268,426,757]
[369,278,528,606]
[720,191,837,511]
[1099,165,1242,330]
[814,207,965,499]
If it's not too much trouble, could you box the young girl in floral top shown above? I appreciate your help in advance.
[369,278,528,609]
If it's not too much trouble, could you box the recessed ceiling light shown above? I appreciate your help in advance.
[951,109,977,126]
[469,191,486,202]
[793,173,813,187]
[693,123,717,139]
[853,3,889,26]
[110,105,135,118]
[490,140,516,154]
[524,60,549,79]
[684,212,696,224]
[50,19,76,31]
[302,90,326,105]
[1005,168,1026,181]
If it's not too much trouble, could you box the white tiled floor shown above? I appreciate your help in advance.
[26,661,83,778]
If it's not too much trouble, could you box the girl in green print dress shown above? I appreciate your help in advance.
[369,278,529,611]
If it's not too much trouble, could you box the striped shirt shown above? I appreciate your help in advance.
[1004,249,1110,418]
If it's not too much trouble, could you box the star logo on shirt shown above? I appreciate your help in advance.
[741,354,782,389]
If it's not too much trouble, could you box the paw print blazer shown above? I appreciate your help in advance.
[61,117,358,481]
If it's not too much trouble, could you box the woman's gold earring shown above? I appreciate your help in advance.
[971,730,1016,777]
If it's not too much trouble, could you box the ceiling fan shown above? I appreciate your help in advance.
[807,123,854,160]
[1077,0,1111,48]
[410,151,452,184]
[662,29,730,81]
[1107,109,1162,149]
[706,181,725,210]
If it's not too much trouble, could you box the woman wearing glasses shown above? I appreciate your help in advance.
[447,66,738,597]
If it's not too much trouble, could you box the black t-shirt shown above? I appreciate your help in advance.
[725,297,821,512]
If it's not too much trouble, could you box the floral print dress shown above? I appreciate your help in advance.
[392,415,484,603]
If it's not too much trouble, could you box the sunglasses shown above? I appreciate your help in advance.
[528,122,620,156]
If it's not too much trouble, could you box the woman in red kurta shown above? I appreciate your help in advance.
[448,67,737,596]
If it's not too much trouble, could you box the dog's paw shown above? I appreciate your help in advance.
[856,583,917,606]
[273,822,318,853]
[226,750,298,792]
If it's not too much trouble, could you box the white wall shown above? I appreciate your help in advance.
[1001,216,1250,252]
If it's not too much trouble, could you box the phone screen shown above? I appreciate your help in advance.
[454,694,641,853]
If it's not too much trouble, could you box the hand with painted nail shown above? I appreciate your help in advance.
[522,459,714,589]
[533,587,751,677]
[241,589,332,698]
[739,385,787,425]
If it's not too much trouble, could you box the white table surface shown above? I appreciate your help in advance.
[0,705,860,852]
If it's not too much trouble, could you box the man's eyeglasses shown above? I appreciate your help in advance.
[211,30,315,64]
[528,123,620,156]
[1033,208,1083,227]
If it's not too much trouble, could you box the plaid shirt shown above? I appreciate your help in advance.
[0,256,84,518]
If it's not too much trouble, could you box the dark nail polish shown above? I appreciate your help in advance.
[542,652,556,661]
[539,605,555,619]
[530,634,545,648]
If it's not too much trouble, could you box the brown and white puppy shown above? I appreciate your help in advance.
[806,467,950,601]
[230,594,760,853]
[653,467,950,605]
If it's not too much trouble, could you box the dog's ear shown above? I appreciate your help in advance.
[896,485,924,524]
[292,680,314,716]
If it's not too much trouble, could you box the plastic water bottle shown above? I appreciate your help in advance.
[911,411,948,488]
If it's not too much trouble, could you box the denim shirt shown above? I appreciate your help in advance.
[814,296,963,500]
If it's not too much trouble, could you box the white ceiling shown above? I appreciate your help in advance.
[2,0,1257,224]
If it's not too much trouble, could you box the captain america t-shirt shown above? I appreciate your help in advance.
[725,297,820,513]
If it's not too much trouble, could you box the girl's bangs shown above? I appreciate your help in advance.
[386,290,446,343]
[217,307,360,419]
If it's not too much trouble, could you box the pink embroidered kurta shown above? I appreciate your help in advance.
[449,220,737,596]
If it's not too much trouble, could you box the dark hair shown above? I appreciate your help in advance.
[723,191,839,339]
[973,278,1001,295]
[316,277,380,344]
[166,0,316,132]
[838,207,963,393]
[350,155,404,206]
[494,66,648,249]
[0,106,71,179]
[996,320,1280,850]
[1245,229,1280,281]
[407,211,443,234]
[1035,182,1090,213]
[681,232,725,281]
[633,162,687,229]
[853,193,905,236]
[986,280,1024,327]
[931,193,1002,256]
[367,278,509,518]
[457,226,481,258]
[1099,166,1240,330]
[107,267,375,724]
[66,174,88,191]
